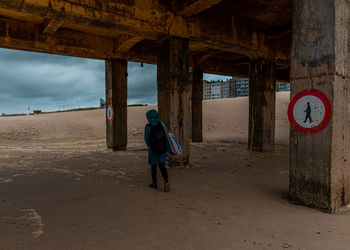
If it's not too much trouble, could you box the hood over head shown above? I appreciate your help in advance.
[146,109,159,126]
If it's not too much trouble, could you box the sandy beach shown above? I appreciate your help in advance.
[0,92,290,144]
[1,92,350,250]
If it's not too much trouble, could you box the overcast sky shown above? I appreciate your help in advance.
[0,48,230,114]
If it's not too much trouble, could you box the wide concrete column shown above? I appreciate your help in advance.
[289,0,350,213]
[192,67,203,142]
[105,59,128,151]
[248,58,276,152]
[157,36,191,167]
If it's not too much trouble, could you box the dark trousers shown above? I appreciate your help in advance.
[151,163,168,184]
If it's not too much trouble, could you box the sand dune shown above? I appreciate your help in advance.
[203,91,290,144]
[0,92,290,144]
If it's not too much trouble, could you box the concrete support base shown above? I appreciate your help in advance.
[192,67,203,143]
[248,58,276,152]
[157,36,191,168]
[105,59,128,151]
[289,0,350,213]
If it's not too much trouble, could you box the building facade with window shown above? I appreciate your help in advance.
[203,77,290,100]
[276,82,291,91]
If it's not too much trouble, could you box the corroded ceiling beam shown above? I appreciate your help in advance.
[0,17,123,59]
[0,0,289,61]
[230,57,250,66]
[0,15,290,81]
[42,17,63,35]
[200,58,290,82]
[193,49,221,65]
[114,34,144,54]
[41,5,65,36]
[276,68,290,83]
[176,0,223,17]
[200,59,249,78]
[0,16,159,64]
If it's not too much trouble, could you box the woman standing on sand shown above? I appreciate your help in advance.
[144,109,170,192]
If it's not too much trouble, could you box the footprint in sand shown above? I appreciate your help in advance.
[21,208,45,238]
[2,208,44,238]
[0,178,13,183]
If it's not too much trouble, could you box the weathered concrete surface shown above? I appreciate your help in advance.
[157,36,190,167]
[192,67,203,142]
[289,0,350,213]
[248,58,276,152]
[105,59,128,151]
[0,0,291,79]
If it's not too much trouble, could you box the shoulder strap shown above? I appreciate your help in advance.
[160,121,169,132]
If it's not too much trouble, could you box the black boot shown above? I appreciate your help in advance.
[150,164,158,188]
[149,183,158,188]
[164,182,170,192]
[158,163,170,192]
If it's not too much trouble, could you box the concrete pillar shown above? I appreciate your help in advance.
[192,67,203,142]
[248,58,276,152]
[157,36,190,167]
[289,0,350,213]
[105,59,128,151]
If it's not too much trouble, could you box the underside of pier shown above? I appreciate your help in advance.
[1,0,350,213]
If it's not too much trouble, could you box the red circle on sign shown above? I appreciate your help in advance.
[288,89,332,134]
[106,105,114,122]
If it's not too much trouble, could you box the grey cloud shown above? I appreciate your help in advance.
[127,63,157,105]
[0,48,92,66]
[0,48,228,114]
[0,48,106,113]
[204,73,231,81]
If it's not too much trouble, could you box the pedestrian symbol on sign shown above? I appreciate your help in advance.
[106,105,114,122]
[303,102,313,123]
[288,89,332,134]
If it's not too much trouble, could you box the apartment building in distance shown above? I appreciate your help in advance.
[276,82,291,92]
[203,77,290,100]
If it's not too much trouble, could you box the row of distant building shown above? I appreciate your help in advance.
[1,79,288,116]
[203,77,290,100]
[1,110,44,116]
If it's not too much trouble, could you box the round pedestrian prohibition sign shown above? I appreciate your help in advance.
[288,89,332,134]
[106,105,114,122]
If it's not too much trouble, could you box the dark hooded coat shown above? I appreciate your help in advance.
[144,110,167,165]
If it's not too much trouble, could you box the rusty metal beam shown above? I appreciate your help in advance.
[230,57,250,66]
[0,0,290,61]
[0,15,290,81]
[0,16,122,59]
[276,68,290,83]
[193,49,221,65]
[200,58,289,82]
[177,0,223,17]
[0,16,156,63]
[42,17,63,35]
[114,34,143,53]
[41,6,65,36]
